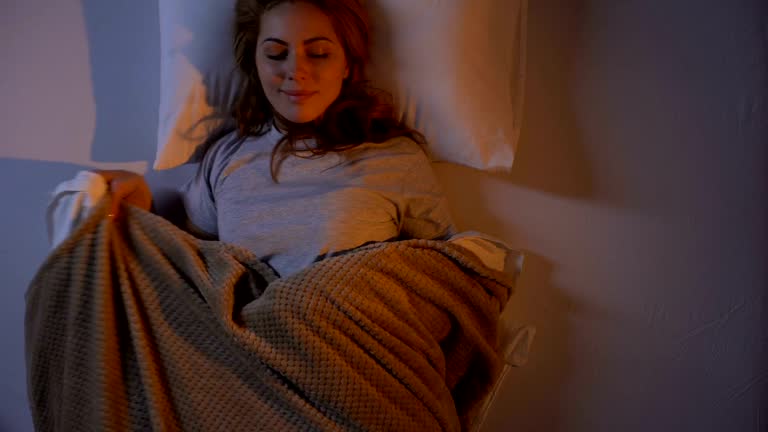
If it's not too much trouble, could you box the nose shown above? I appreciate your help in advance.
[286,52,309,81]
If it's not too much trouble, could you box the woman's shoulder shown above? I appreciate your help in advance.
[206,129,247,159]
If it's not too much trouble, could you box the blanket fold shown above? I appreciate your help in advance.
[26,197,518,432]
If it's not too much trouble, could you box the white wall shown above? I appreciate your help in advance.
[1,1,765,431]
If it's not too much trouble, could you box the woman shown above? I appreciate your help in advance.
[102,0,454,277]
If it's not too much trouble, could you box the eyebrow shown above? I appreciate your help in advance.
[261,36,335,46]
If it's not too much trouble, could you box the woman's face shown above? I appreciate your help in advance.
[256,2,349,124]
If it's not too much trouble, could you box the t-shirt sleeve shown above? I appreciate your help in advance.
[178,132,240,238]
[398,145,456,240]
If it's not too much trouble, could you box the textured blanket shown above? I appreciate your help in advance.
[26,198,517,431]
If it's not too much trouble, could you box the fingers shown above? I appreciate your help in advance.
[95,170,152,219]
[95,170,127,217]
[108,176,133,218]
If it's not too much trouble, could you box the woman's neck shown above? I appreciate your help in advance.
[272,112,320,136]
[272,115,290,133]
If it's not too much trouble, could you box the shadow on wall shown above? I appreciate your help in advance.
[0,0,159,172]
[80,0,160,165]
[505,0,596,202]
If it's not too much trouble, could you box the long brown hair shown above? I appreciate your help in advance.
[229,0,425,180]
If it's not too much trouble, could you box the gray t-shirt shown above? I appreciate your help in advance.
[180,125,454,277]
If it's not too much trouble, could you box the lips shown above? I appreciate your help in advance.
[281,90,315,96]
[281,89,317,103]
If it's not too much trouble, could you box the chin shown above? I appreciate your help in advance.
[281,109,322,124]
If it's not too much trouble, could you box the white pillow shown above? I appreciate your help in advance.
[155,0,527,172]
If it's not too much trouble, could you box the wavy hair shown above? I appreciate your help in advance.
[228,0,425,180]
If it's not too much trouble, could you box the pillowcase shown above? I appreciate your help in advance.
[156,0,240,170]
[155,0,527,172]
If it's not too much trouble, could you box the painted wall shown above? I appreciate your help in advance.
[1,1,765,431]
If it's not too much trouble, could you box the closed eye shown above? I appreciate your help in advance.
[266,52,328,61]
[266,51,288,61]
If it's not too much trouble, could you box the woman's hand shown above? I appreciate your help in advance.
[96,170,152,218]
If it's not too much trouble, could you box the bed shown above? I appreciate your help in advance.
[22,0,534,429]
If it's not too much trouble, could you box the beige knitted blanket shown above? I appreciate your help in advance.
[26,198,516,431]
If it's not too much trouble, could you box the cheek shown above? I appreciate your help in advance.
[317,61,347,88]
[256,61,282,89]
